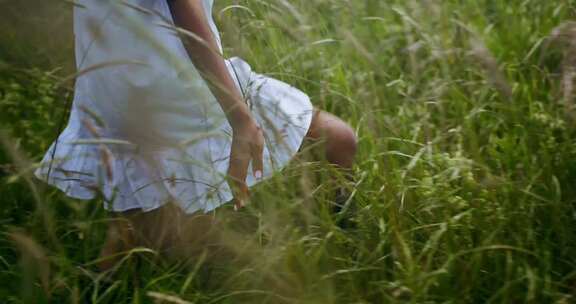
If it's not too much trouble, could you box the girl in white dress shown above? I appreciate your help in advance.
[35,0,357,269]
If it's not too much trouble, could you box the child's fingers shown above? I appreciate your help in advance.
[227,175,248,208]
[231,189,248,211]
[228,174,248,210]
[251,129,264,180]
[227,142,251,209]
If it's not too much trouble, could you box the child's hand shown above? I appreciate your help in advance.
[227,119,264,210]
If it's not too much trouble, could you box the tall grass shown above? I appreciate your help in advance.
[1,0,576,303]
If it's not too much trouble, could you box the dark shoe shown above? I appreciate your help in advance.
[331,187,358,230]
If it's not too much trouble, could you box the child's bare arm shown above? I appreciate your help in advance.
[168,0,248,126]
[168,0,264,209]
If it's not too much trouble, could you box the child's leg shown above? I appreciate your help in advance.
[303,109,358,223]
[98,213,137,272]
[304,109,357,169]
[98,203,228,271]
[98,205,180,272]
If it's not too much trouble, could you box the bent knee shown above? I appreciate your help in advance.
[331,120,357,155]
[306,110,358,166]
[325,119,358,169]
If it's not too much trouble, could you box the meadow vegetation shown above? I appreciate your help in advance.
[1,0,576,303]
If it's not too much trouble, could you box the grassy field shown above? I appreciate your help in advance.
[1,0,576,303]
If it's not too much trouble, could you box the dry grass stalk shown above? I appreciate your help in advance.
[544,21,576,114]
[147,291,193,304]
[340,29,376,65]
[80,118,114,181]
[470,38,513,100]
[8,230,52,297]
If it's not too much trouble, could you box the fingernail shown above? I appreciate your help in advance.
[255,170,262,180]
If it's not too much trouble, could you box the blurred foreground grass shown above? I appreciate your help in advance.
[1,0,576,303]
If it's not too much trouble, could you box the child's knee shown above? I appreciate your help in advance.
[328,120,357,159]
[338,123,357,156]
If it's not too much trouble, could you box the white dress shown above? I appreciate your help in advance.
[35,0,314,214]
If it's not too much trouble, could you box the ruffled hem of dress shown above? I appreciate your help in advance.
[34,104,314,215]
